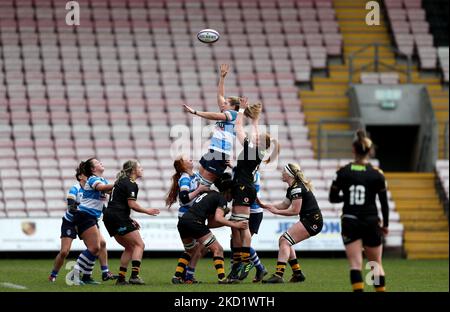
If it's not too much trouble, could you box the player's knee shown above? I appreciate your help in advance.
[279,232,296,247]
[278,236,287,247]
[100,239,106,250]
[89,245,101,256]
[136,239,145,250]
[60,249,70,258]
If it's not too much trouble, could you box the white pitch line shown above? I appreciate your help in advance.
[0,282,28,290]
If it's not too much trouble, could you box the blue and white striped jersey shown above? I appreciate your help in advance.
[178,172,200,218]
[209,110,238,155]
[250,171,263,214]
[78,176,109,218]
[64,182,83,222]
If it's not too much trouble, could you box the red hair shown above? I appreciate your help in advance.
[165,157,190,209]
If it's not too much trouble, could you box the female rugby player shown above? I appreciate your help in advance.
[103,160,160,285]
[227,97,279,283]
[176,173,248,284]
[329,130,389,292]
[259,163,323,284]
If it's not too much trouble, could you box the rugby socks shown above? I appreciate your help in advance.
[50,270,58,278]
[213,256,225,280]
[288,258,302,275]
[350,269,364,292]
[174,252,191,278]
[241,247,251,265]
[374,275,386,292]
[275,261,286,278]
[118,267,127,282]
[250,247,265,271]
[75,249,97,280]
[131,260,141,278]
[231,248,242,269]
[101,265,109,278]
[185,266,195,281]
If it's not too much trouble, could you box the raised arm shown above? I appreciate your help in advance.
[235,97,248,145]
[217,64,229,111]
[183,104,228,121]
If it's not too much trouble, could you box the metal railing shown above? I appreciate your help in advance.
[348,43,412,85]
[317,117,365,160]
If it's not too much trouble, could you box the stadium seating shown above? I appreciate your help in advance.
[0,0,342,218]
[0,0,401,246]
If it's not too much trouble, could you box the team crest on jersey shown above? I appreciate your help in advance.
[244,197,249,203]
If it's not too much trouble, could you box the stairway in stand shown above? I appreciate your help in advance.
[386,172,449,259]
[300,0,449,159]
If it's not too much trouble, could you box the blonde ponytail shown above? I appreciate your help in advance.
[287,163,313,192]
[244,101,262,120]
[260,133,280,164]
[116,160,138,180]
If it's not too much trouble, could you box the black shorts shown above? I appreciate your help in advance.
[103,213,138,237]
[249,212,263,234]
[60,217,77,239]
[71,211,98,238]
[199,150,228,176]
[300,211,323,237]
[232,183,257,207]
[341,215,383,247]
[177,217,211,240]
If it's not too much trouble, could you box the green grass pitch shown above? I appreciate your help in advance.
[0,258,447,292]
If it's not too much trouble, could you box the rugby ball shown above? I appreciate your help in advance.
[197,29,220,44]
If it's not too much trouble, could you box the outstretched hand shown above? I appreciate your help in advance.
[183,104,196,114]
[220,64,229,78]
[147,208,160,216]
[239,96,248,109]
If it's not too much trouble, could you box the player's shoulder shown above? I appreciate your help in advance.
[339,163,352,172]
[127,177,138,185]
[70,182,81,190]
[289,182,303,193]
[179,172,191,180]
[371,165,385,177]
[224,109,238,121]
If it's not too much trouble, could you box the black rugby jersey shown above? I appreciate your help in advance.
[285,180,320,217]
[233,138,265,186]
[330,162,387,219]
[183,191,228,223]
[106,177,139,218]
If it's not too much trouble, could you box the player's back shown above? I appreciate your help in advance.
[337,163,385,217]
